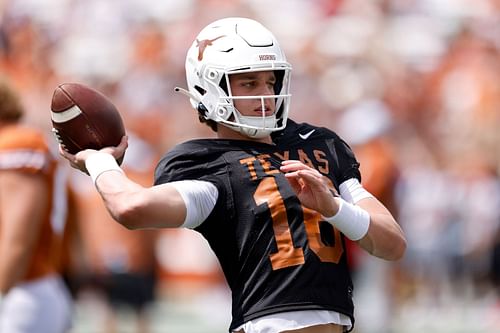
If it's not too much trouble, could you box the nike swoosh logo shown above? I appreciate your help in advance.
[299,129,315,140]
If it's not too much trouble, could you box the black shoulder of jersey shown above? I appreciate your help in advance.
[273,119,361,183]
[154,138,273,185]
[272,118,343,145]
[154,139,222,185]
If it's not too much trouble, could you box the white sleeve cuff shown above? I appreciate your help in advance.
[322,198,370,241]
[85,152,124,184]
[339,178,374,204]
[169,180,218,229]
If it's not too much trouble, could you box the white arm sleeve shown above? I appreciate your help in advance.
[168,180,219,229]
[339,178,374,204]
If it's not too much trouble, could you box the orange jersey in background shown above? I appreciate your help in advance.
[0,124,66,281]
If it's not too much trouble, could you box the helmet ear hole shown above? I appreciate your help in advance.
[207,69,219,80]
[217,107,229,119]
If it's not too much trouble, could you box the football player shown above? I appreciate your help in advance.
[0,80,73,332]
[60,17,406,333]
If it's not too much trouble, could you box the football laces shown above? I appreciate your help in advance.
[51,128,68,151]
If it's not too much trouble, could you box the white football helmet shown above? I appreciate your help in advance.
[180,17,292,138]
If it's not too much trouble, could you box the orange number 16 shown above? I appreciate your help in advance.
[253,177,344,270]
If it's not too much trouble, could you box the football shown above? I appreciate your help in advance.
[50,83,125,155]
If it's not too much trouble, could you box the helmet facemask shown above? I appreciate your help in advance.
[214,68,291,138]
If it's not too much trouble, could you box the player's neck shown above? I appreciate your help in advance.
[216,126,273,144]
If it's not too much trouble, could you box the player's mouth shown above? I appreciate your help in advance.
[254,107,274,116]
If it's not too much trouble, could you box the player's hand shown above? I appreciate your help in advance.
[280,160,340,217]
[59,135,128,174]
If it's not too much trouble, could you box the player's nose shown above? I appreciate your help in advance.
[261,84,275,96]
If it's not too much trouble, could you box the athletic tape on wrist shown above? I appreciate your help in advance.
[85,152,124,185]
[322,198,370,241]
[339,178,374,204]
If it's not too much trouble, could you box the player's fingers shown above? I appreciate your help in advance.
[281,160,321,177]
[58,145,67,156]
[100,135,128,158]
[59,145,75,160]
[284,174,302,193]
[285,170,324,195]
[118,135,128,149]
[295,170,326,190]
[284,167,322,183]
[292,168,323,183]
[281,160,309,170]
[281,159,301,165]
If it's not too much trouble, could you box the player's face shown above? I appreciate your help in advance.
[229,71,276,117]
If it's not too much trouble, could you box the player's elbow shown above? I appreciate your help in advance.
[386,234,407,261]
[363,230,407,261]
[114,210,142,230]
[108,194,148,230]
[376,216,407,261]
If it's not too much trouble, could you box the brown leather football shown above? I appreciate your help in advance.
[51,83,125,155]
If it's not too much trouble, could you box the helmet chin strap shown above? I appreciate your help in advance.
[240,126,273,139]
[232,113,277,139]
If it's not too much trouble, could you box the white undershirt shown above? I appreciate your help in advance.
[235,310,351,332]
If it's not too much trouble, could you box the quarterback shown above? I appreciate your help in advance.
[60,17,406,333]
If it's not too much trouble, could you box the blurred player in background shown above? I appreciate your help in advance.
[59,17,406,333]
[68,132,158,333]
[0,79,72,333]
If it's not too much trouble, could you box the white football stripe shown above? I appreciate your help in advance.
[51,105,82,123]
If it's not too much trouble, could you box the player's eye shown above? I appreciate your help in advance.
[240,81,256,88]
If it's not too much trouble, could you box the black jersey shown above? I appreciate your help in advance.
[154,119,361,332]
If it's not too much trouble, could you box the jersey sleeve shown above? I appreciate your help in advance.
[154,144,221,185]
[154,144,234,231]
[153,141,233,225]
[332,136,361,183]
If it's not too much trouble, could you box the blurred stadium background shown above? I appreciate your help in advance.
[1,0,499,332]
